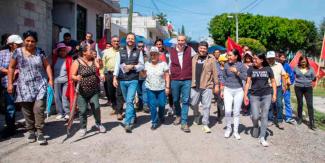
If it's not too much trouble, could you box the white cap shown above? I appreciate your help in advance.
[266,51,276,58]
[7,35,23,45]
[149,46,159,54]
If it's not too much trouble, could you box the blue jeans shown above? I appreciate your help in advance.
[171,80,191,125]
[147,89,166,125]
[268,86,284,122]
[283,88,293,120]
[137,80,148,109]
[4,90,16,128]
[120,80,138,125]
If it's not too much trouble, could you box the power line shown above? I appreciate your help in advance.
[240,0,259,12]
[245,0,265,12]
[151,0,160,12]
[156,0,213,16]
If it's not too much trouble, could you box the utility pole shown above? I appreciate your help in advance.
[127,0,133,33]
[235,0,239,43]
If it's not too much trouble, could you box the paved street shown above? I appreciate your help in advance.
[1,100,325,163]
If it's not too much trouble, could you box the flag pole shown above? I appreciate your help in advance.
[316,32,325,87]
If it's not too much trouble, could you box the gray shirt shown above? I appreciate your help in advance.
[223,62,247,89]
[54,57,68,83]
[293,67,315,87]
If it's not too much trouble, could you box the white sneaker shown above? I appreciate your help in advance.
[224,129,231,138]
[95,124,107,133]
[79,128,87,137]
[233,132,241,140]
[64,114,69,119]
[202,125,211,133]
[259,138,269,147]
[56,115,64,120]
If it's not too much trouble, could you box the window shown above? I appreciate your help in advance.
[149,31,153,39]
[77,5,87,41]
[96,15,104,40]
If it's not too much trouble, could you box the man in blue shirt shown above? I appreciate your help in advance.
[278,51,295,123]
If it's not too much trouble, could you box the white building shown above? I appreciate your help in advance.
[110,7,169,42]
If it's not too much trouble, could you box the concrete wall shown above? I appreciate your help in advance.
[0,0,53,55]
[52,2,76,39]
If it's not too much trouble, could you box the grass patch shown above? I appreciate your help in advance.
[313,86,325,97]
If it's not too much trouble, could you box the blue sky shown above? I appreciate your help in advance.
[120,0,325,40]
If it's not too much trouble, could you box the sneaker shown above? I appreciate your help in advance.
[259,138,269,147]
[224,129,231,138]
[117,114,123,121]
[125,125,132,133]
[181,124,191,133]
[64,114,70,120]
[143,106,150,113]
[173,116,181,125]
[95,124,107,133]
[252,127,259,138]
[56,115,64,120]
[233,132,241,140]
[297,118,302,125]
[37,134,47,145]
[193,116,201,125]
[202,125,211,133]
[151,124,158,130]
[79,128,87,137]
[285,118,295,123]
[277,123,284,130]
[26,132,36,143]
[167,108,174,116]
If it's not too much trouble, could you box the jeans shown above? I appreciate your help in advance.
[137,79,148,109]
[104,72,117,108]
[116,81,124,114]
[190,88,213,125]
[250,94,272,139]
[294,86,314,123]
[20,100,46,134]
[215,86,224,118]
[54,82,70,116]
[78,93,101,129]
[147,89,166,125]
[171,80,191,125]
[283,88,293,120]
[268,86,284,122]
[4,89,16,128]
[224,87,244,133]
[120,80,138,125]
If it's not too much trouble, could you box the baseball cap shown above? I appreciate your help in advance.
[7,35,23,44]
[149,46,159,54]
[218,54,228,62]
[266,51,276,58]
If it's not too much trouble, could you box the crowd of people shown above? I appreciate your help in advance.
[0,30,317,147]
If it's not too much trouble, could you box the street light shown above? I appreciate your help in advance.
[227,14,239,43]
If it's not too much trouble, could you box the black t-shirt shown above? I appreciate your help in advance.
[247,66,274,96]
[195,55,207,89]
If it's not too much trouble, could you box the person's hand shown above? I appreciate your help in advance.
[244,95,249,106]
[229,66,238,73]
[113,77,118,88]
[75,75,82,81]
[48,80,54,88]
[214,86,219,95]
[165,88,170,95]
[100,75,105,82]
[282,86,287,93]
[272,94,277,103]
[220,91,224,99]
[7,84,13,94]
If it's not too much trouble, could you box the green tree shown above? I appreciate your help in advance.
[238,38,266,53]
[156,12,168,26]
[181,25,185,35]
[209,13,318,56]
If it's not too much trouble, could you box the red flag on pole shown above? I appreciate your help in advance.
[321,33,325,60]
[308,58,325,86]
[227,37,243,56]
[98,35,107,51]
[289,51,303,69]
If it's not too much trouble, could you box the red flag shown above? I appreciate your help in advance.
[321,33,325,60]
[227,37,243,56]
[98,35,107,51]
[289,51,303,69]
[308,58,325,80]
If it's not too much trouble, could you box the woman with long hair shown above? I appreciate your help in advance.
[293,55,316,130]
[244,53,276,147]
[222,49,247,140]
